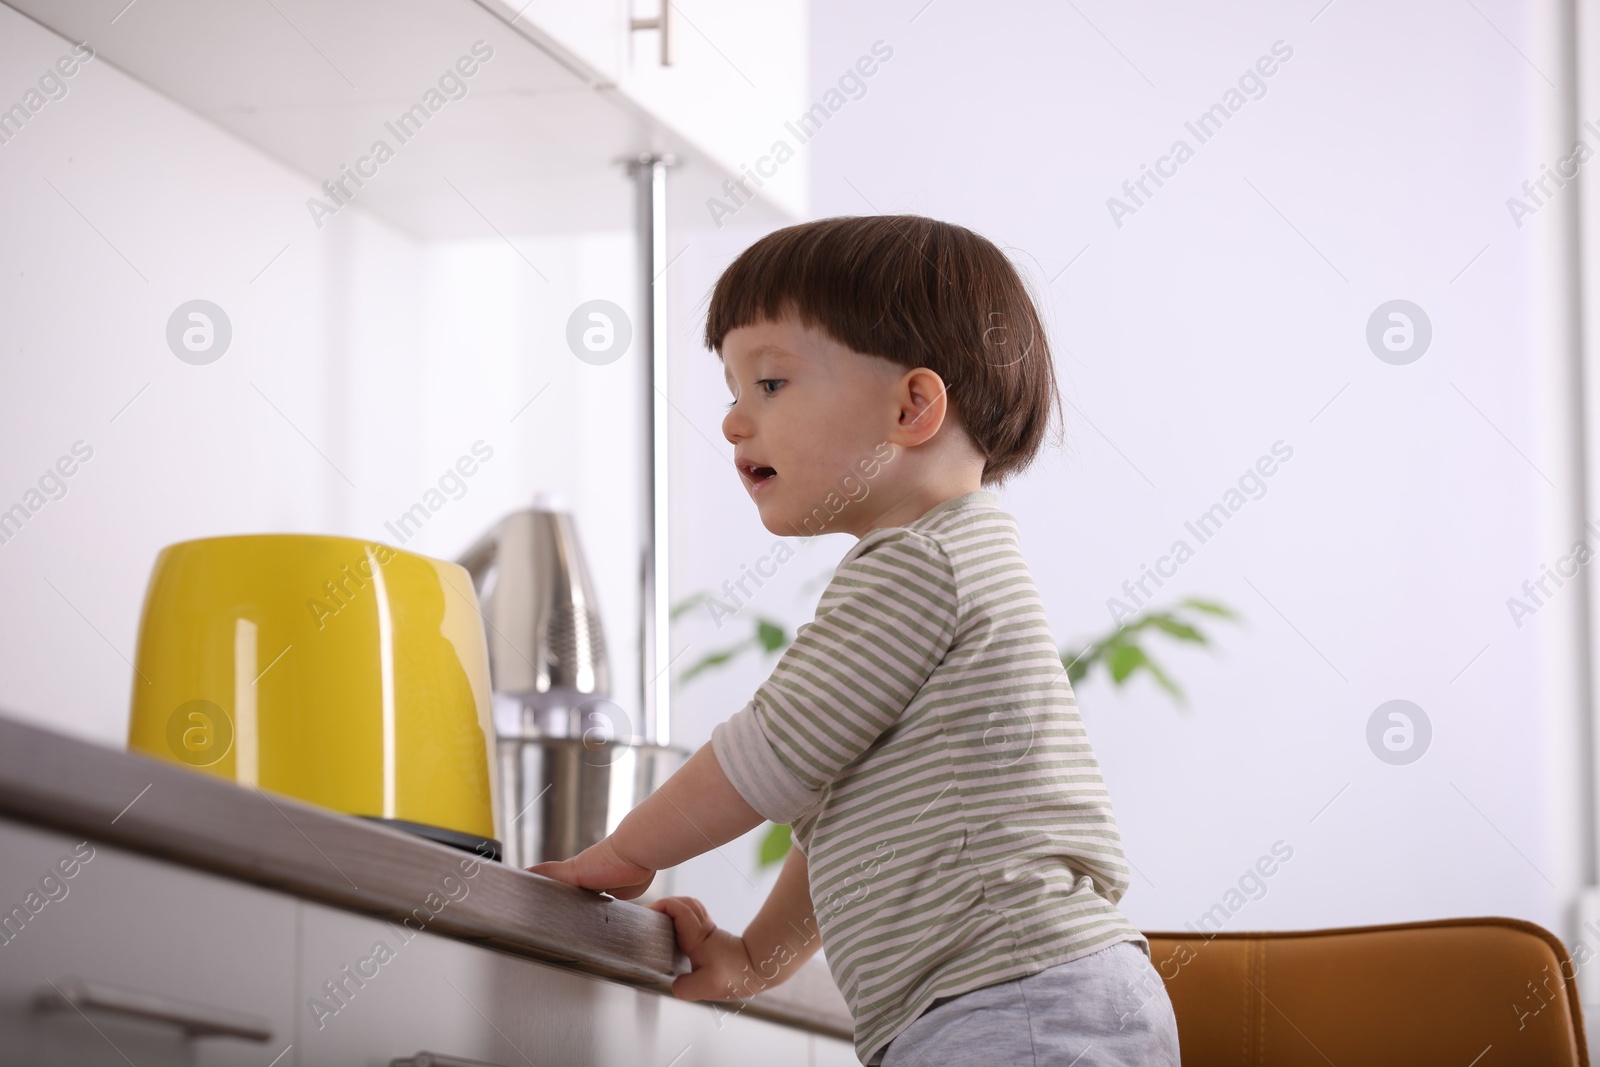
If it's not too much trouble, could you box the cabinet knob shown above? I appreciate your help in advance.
[392,1052,512,1067]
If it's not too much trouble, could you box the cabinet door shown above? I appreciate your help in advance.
[616,0,810,221]
[296,898,813,1066]
[0,818,297,1067]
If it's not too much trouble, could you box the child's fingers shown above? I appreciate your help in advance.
[525,838,655,898]
[604,873,655,901]
[649,896,719,953]
[647,895,688,924]
[650,895,709,929]
[525,858,572,882]
[671,965,735,1003]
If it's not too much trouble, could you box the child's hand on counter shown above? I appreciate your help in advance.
[649,895,761,1002]
[524,742,765,907]
[526,835,655,900]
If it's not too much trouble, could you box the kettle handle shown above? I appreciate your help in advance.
[456,523,500,592]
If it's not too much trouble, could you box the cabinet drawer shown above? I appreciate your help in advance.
[0,817,296,1067]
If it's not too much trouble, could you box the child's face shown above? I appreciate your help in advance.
[720,314,904,537]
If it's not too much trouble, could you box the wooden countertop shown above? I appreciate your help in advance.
[0,712,852,1040]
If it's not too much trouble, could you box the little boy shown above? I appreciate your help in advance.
[530,215,1181,1065]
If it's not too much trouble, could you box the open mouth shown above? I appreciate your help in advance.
[738,460,778,491]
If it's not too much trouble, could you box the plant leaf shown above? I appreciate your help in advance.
[669,593,709,623]
[1180,597,1237,619]
[1150,616,1206,643]
[1116,615,1157,636]
[678,640,753,685]
[1138,653,1187,704]
[1108,642,1188,703]
[757,822,792,868]
[755,619,790,653]
[1059,597,1235,709]
[1107,643,1147,683]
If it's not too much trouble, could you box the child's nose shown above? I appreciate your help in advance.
[722,405,750,444]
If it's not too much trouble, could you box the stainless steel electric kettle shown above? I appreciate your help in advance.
[457,493,684,872]
[457,491,612,719]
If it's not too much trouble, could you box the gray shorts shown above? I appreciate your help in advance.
[873,939,1181,1066]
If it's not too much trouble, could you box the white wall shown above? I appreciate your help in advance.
[0,7,645,754]
[664,0,1592,978]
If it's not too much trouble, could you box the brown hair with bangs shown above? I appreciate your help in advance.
[703,214,1062,486]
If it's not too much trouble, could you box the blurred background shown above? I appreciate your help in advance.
[3,0,1597,1033]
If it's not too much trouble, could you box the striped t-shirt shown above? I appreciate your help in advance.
[711,489,1149,1065]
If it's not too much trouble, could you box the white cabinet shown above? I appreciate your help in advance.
[0,817,855,1067]
[295,899,818,1066]
[296,899,633,1066]
[7,0,807,237]
[0,819,297,1067]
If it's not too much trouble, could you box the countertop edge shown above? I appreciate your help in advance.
[0,712,854,1040]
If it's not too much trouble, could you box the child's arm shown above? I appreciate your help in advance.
[526,741,764,898]
[530,530,956,903]
[649,843,821,1000]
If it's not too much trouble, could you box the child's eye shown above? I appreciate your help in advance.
[724,380,784,410]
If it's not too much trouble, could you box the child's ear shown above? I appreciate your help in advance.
[888,367,948,447]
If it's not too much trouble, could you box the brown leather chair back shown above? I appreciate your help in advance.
[1145,917,1588,1066]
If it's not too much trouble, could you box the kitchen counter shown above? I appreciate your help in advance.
[0,712,852,1041]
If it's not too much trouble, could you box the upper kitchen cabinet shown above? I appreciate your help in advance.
[4,0,807,237]
[476,0,810,224]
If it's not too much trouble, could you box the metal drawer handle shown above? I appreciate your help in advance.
[392,1053,511,1067]
[35,977,272,1042]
